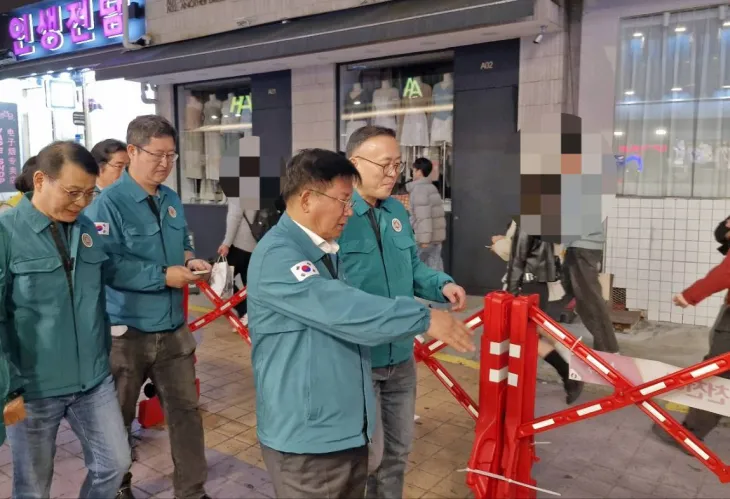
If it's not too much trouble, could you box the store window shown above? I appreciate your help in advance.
[615,6,730,198]
[0,70,154,198]
[176,78,253,204]
[338,52,454,203]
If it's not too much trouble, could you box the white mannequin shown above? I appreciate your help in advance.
[343,82,369,149]
[401,76,431,146]
[203,95,222,194]
[431,73,454,146]
[184,94,204,181]
[372,80,399,130]
[221,92,238,125]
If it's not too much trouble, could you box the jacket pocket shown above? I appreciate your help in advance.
[392,235,416,280]
[339,239,380,284]
[11,256,64,304]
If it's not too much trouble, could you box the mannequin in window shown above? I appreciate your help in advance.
[372,80,399,131]
[431,73,453,145]
[673,139,686,167]
[203,94,222,201]
[343,82,370,149]
[184,95,204,186]
[400,75,431,147]
[222,92,243,158]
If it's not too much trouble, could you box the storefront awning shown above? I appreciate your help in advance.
[0,46,122,80]
[91,0,534,81]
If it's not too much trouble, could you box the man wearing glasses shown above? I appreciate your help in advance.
[85,116,211,499]
[340,126,468,499]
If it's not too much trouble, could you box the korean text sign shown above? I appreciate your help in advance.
[5,0,146,62]
[0,103,21,194]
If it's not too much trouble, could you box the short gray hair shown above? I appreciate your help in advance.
[126,115,177,148]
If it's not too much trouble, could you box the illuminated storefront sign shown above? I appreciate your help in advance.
[5,0,146,62]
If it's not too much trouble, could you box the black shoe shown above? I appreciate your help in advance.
[651,423,697,455]
[564,379,584,404]
[115,486,135,499]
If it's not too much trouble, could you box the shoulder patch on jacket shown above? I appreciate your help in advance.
[290,261,319,281]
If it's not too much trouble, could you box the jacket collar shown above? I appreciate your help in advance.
[278,212,329,263]
[120,170,166,204]
[352,190,397,217]
[17,193,54,234]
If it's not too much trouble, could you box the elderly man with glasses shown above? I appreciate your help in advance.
[85,115,211,499]
[339,126,468,499]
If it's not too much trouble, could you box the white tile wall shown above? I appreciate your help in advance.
[606,197,727,325]
[146,0,392,46]
[291,65,336,153]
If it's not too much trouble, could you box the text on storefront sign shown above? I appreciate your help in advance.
[6,0,146,61]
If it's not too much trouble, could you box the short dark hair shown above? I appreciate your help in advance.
[126,115,177,148]
[14,156,38,193]
[90,139,127,167]
[345,125,396,157]
[35,141,99,179]
[281,149,362,203]
[413,157,433,177]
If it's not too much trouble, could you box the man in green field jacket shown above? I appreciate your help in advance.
[339,126,467,499]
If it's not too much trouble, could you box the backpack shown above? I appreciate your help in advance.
[244,207,282,242]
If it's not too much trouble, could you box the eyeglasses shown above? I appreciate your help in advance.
[103,161,128,170]
[46,175,95,202]
[353,156,405,177]
[310,190,354,211]
[134,145,179,164]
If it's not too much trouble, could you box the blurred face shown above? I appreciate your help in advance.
[350,135,403,201]
[300,177,354,240]
[412,167,424,179]
[98,150,128,188]
[32,162,96,223]
[128,136,177,186]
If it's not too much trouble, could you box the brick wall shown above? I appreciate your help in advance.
[291,65,336,153]
[146,0,392,46]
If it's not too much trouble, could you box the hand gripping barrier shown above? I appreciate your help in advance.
[467,292,730,499]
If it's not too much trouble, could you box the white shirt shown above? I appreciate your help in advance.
[293,220,340,254]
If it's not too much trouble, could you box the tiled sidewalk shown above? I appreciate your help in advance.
[0,319,728,498]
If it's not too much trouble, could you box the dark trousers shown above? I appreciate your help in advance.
[261,444,368,499]
[562,247,620,353]
[111,326,207,499]
[227,245,252,316]
[684,305,730,439]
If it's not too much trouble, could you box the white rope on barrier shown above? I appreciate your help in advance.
[458,468,562,497]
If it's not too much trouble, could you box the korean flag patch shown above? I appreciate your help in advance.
[95,222,109,236]
[291,261,319,282]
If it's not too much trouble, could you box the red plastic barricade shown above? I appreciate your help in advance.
[468,292,730,499]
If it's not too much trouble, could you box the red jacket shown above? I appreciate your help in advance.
[683,252,730,305]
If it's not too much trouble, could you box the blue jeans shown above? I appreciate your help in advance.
[366,357,417,499]
[7,375,131,499]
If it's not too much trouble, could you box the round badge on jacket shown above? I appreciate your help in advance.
[392,218,403,233]
[81,233,93,248]
[168,206,177,218]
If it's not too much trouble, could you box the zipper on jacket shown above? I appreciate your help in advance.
[49,223,81,388]
[146,197,174,328]
[366,208,393,363]
[357,345,371,443]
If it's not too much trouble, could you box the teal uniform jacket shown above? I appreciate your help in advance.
[338,191,454,368]
[0,194,165,405]
[85,171,194,333]
[247,213,431,454]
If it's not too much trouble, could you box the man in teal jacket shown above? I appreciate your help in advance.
[0,141,194,499]
[85,115,211,499]
[248,149,474,499]
[341,126,468,498]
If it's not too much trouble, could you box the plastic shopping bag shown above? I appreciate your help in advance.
[210,257,232,297]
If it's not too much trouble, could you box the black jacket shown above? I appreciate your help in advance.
[506,225,558,294]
